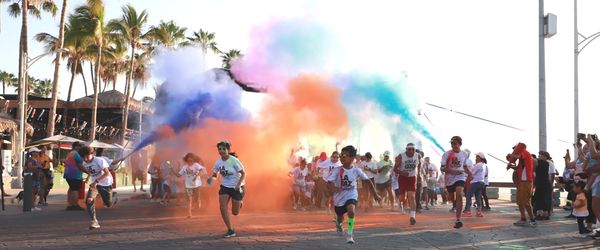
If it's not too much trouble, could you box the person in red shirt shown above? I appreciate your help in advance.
[507,143,537,227]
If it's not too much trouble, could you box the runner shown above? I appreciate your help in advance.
[327,145,381,244]
[79,146,118,230]
[424,157,439,206]
[289,158,309,210]
[394,143,421,225]
[168,153,206,218]
[360,152,377,212]
[375,151,394,210]
[464,152,487,217]
[208,141,246,238]
[317,151,342,213]
[441,136,472,229]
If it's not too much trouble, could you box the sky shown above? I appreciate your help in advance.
[1,0,600,182]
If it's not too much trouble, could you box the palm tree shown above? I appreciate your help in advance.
[6,0,56,154]
[107,4,148,145]
[70,0,105,140]
[187,29,220,54]
[130,51,150,98]
[221,49,242,69]
[46,0,68,136]
[0,70,17,94]
[31,78,52,97]
[147,20,187,49]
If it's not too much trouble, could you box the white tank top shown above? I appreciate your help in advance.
[400,152,419,177]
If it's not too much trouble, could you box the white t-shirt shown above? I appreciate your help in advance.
[374,159,393,184]
[470,162,486,184]
[361,160,377,179]
[290,167,308,186]
[441,150,468,186]
[213,156,245,188]
[399,152,420,177]
[326,166,369,207]
[424,162,438,182]
[483,163,490,185]
[179,163,205,188]
[84,156,112,187]
[318,159,341,180]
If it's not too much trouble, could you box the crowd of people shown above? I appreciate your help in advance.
[18,133,600,244]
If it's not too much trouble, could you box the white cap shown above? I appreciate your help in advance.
[475,152,486,160]
[28,147,42,153]
[383,150,390,156]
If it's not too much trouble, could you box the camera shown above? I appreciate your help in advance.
[578,133,586,140]
[593,134,598,141]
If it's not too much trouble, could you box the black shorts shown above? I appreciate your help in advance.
[66,178,82,191]
[446,181,466,193]
[219,185,245,201]
[376,179,391,191]
[335,199,358,216]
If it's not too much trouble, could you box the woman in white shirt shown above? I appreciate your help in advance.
[464,152,487,218]
[208,140,246,238]
[168,153,207,218]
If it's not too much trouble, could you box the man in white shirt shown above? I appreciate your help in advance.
[423,157,439,206]
[375,151,394,210]
[80,146,119,230]
[441,136,472,229]
[395,143,421,225]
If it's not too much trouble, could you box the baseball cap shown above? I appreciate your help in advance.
[539,151,552,160]
[28,147,42,153]
[383,150,390,156]
[475,152,486,160]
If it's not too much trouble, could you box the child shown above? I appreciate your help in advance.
[573,181,592,234]
[327,145,381,244]
[148,158,163,202]
[168,153,206,218]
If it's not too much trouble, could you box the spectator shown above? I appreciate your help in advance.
[37,148,53,207]
[148,157,163,202]
[572,181,592,234]
[24,147,43,212]
[63,142,86,211]
[507,142,537,227]
[533,151,553,220]
[464,152,487,218]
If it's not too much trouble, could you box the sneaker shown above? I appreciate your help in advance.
[513,220,528,227]
[476,211,483,217]
[590,231,600,239]
[528,221,537,227]
[580,229,593,235]
[335,221,343,235]
[453,220,463,229]
[72,206,85,211]
[449,207,456,213]
[224,229,236,238]
[346,232,355,244]
[410,217,416,225]
[111,192,118,207]
[159,200,166,206]
[483,207,491,211]
[32,207,42,212]
[463,211,472,217]
[400,206,405,215]
[89,220,100,230]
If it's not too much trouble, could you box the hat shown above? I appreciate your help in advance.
[475,152,486,160]
[28,147,42,153]
[539,151,552,160]
[464,149,471,156]
[383,150,390,156]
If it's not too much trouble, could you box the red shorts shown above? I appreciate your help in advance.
[397,175,417,195]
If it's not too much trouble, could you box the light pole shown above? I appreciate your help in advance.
[15,50,67,187]
[539,0,556,151]
[573,0,600,155]
[139,96,154,141]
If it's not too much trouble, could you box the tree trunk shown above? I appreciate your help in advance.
[66,61,78,103]
[131,81,138,98]
[90,43,101,140]
[121,44,135,145]
[81,67,88,96]
[15,0,29,187]
[2,82,5,95]
[47,0,68,137]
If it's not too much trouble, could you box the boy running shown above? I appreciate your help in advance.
[441,136,472,229]
[327,145,381,244]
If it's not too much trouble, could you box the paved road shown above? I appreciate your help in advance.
[0,189,597,249]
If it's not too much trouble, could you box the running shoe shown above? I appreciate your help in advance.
[463,211,472,217]
[111,192,118,207]
[224,229,236,238]
[89,220,100,230]
[513,220,528,227]
[336,221,343,235]
[346,232,355,244]
[528,221,537,227]
[410,217,416,225]
[32,207,42,212]
[476,211,483,217]
[453,220,463,229]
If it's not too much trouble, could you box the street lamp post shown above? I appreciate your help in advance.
[15,50,66,187]
[539,0,556,151]
[573,0,600,155]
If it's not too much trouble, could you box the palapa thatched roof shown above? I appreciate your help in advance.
[0,115,34,135]
[72,90,152,114]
